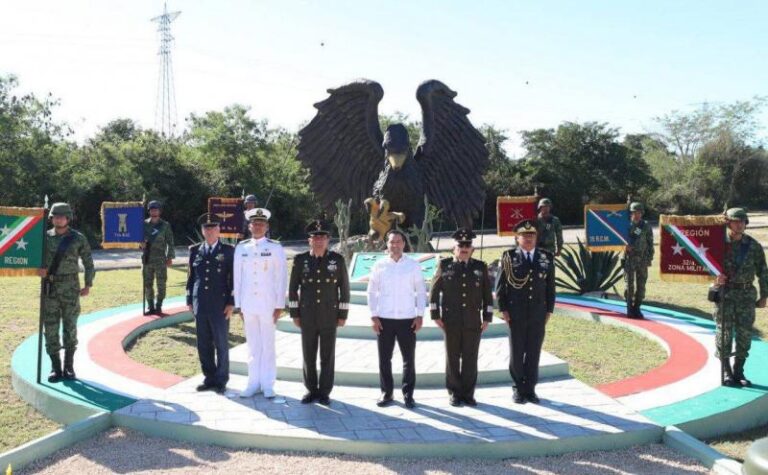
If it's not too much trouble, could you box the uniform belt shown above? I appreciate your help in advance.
[726,282,753,290]
[49,273,78,281]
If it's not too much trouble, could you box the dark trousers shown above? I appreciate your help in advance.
[378,318,416,398]
[301,326,337,397]
[508,316,546,395]
[444,325,481,399]
[195,311,230,387]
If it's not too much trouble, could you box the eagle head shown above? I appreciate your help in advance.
[383,124,410,170]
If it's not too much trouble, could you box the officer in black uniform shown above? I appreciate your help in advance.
[187,213,235,394]
[429,228,493,407]
[496,220,556,404]
[288,218,351,405]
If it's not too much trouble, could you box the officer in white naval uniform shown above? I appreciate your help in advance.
[234,208,287,398]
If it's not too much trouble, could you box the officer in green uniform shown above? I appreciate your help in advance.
[38,203,95,382]
[142,200,175,315]
[288,218,351,405]
[429,228,493,407]
[624,202,654,319]
[535,198,563,256]
[713,208,768,387]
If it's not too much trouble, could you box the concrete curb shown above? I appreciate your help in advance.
[663,425,742,475]
[0,412,112,472]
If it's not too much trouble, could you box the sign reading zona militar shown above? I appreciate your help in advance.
[496,196,537,237]
[584,204,630,252]
[660,214,726,283]
[100,201,144,249]
[208,197,245,238]
[0,207,45,276]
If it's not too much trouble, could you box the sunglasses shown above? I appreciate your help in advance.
[457,242,473,248]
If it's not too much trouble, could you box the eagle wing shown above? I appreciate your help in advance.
[415,80,489,227]
[297,79,385,211]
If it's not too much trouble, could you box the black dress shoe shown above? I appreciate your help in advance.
[463,397,478,407]
[449,396,462,407]
[214,385,227,394]
[376,394,394,407]
[318,396,331,406]
[144,307,156,316]
[300,393,316,404]
[404,396,416,409]
[526,392,540,404]
[196,383,214,392]
[513,389,526,404]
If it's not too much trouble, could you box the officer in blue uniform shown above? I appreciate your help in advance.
[187,213,235,394]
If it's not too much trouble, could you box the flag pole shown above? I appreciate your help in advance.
[36,196,49,385]
[719,230,728,386]
[141,194,146,316]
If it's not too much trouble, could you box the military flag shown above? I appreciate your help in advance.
[0,207,45,277]
[496,196,537,237]
[208,197,245,238]
[660,214,726,283]
[584,204,630,252]
[100,201,144,249]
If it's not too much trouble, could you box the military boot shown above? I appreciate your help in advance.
[144,301,156,316]
[722,359,738,387]
[633,301,645,319]
[63,349,76,380]
[625,298,636,318]
[48,353,63,383]
[733,358,752,387]
[156,300,163,315]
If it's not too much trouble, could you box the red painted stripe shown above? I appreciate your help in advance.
[0,215,42,255]
[87,308,186,389]
[555,302,708,397]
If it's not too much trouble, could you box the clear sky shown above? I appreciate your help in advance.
[1,0,766,156]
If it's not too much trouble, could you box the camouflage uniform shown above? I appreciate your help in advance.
[624,203,653,318]
[714,209,768,386]
[535,198,563,255]
[143,218,175,310]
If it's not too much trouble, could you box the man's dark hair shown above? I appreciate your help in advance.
[385,229,407,243]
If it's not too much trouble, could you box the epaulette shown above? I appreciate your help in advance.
[188,242,202,251]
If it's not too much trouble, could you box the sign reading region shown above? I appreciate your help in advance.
[349,252,440,283]
[660,214,726,283]
[0,207,45,276]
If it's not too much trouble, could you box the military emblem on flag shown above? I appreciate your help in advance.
[496,196,537,237]
[0,207,45,276]
[101,201,144,249]
[584,204,630,252]
[660,214,726,283]
[208,197,245,238]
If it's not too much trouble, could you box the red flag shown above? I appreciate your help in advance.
[659,214,726,283]
[496,196,537,237]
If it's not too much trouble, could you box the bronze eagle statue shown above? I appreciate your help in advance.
[297,79,489,236]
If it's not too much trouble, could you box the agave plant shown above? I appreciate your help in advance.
[555,238,624,294]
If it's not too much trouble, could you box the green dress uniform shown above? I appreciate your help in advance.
[624,205,654,318]
[429,250,493,404]
[536,215,563,255]
[42,203,95,382]
[288,221,350,402]
[143,216,175,312]
[715,208,768,387]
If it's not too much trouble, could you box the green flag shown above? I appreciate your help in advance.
[0,207,45,276]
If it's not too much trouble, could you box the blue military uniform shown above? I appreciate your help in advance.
[187,222,235,392]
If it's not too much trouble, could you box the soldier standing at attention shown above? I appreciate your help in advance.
[536,198,563,256]
[38,203,95,382]
[288,218,350,406]
[496,220,555,404]
[429,228,493,407]
[241,194,259,239]
[712,208,768,387]
[624,202,654,319]
[187,214,235,394]
[142,200,175,315]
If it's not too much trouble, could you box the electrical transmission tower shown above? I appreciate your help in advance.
[151,2,181,137]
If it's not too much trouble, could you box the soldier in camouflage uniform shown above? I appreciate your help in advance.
[38,203,95,382]
[624,202,654,319]
[535,198,563,256]
[713,208,768,387]
[142,200,175,315]
[241,194,259,239]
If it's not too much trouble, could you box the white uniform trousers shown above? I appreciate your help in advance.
[243,311,277,392]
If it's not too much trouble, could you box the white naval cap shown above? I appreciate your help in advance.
[244,207,271,222]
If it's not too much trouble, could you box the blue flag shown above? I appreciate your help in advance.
[584,204,629,252]
[101,201,145,249]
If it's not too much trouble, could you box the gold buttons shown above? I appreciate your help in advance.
[462,283,466,287]
[316,289,321,293]
[205,286,209,290]
[316,270,320,274]
[462,303,467,307]
[316,299,321,303]
[462,293,466,297]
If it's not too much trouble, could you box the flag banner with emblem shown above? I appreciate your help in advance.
[584,204,630,252]
[496,196,537,237]
[0,207,45,276]
[100,201,144,249]
[660,214,726,283]
[208,197,244,238]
